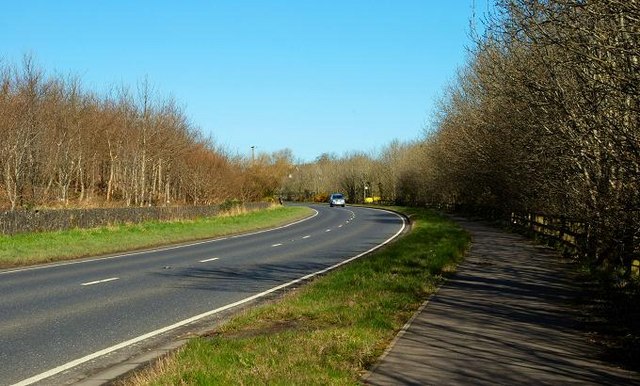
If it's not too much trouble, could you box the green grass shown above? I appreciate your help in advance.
[0,206,313,269]
[121,207,470,385]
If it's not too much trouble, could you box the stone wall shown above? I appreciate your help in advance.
[0,202,270,235]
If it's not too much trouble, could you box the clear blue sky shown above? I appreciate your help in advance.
[1,1,482,162]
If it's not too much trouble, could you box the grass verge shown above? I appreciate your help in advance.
[119,207,470,385]
[0,205,313,269]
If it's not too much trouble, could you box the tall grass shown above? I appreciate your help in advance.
[121,207,470,385]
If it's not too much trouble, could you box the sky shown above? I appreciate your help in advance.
[1,1,481,162]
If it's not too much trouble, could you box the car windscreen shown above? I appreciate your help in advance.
[333,194,343,199]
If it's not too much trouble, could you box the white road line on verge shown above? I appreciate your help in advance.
[81,277,119,286]
[272,243,283,247]
[1,209,319,277]
[12,207,405,386]
[199,257,219,263]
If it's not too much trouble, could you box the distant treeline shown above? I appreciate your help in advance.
[0,56,293,210]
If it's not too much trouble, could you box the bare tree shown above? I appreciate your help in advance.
[0,56,291,210]
[420,0,640,273]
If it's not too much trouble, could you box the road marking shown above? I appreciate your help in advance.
[199,257,219,263]
[13,207,405,386]
[338,224,343,228]
[302,235,311,239]
[81,277,119,286]
[325,229,331,232]
[272,243,283,247]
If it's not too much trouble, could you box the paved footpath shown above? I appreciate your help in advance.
[365,217,640,385]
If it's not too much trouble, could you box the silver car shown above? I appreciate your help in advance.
[329,193,346,207]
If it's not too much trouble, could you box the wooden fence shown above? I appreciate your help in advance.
[509,212,587,254]
[509,212,640,274]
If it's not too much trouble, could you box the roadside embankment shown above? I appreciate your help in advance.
[0,205,312,269]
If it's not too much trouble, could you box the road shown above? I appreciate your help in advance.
[0,205,405,385]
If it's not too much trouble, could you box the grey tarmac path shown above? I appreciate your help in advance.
[365,217,640,385]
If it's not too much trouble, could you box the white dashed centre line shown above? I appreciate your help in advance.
[199,257,219,263]
[272,243,283,247]
[325,229,332,232]
[302,235,311,239]
[81,277,119,286]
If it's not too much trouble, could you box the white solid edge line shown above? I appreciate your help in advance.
[81,277,119,286]
[12,207,405,386]
[1,208,319,276]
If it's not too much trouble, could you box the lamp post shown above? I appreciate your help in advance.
[364,182,369,203]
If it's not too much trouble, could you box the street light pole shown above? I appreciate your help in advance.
[364,182,368,203]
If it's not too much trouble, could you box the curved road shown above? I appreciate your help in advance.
[0,205,405,385]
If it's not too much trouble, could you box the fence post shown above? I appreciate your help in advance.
[559,216,566,242]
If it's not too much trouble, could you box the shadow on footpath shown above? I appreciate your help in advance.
[365,217,640,386]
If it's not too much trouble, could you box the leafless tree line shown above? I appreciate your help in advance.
[0,56,292,210]
[281,139,428,206]
[291,1,639,274]
[423,0,640,274]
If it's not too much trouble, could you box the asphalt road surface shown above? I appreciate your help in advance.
[0,205,405,385]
